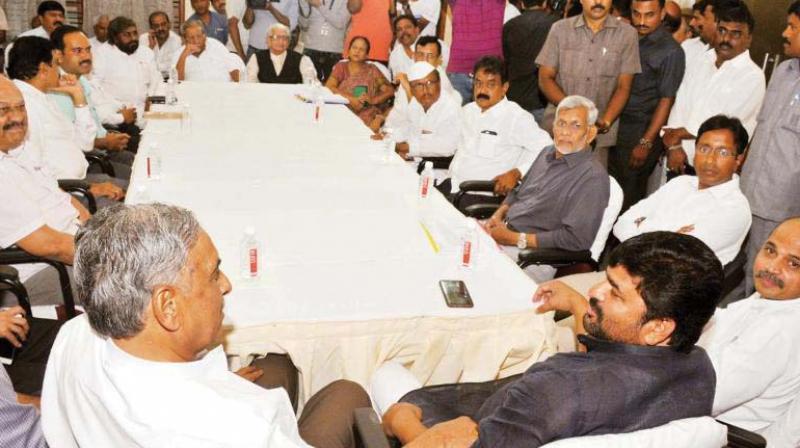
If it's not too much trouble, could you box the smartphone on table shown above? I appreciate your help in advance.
[439,280,474,308]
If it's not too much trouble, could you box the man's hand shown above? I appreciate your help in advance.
[119,107,137,124]
[148,29,157,49]
[629,143,650,169]
[492,169,521,196]
[676,224,695,234]
[102,132,131,151]
[185,43,203,56]
[234,365,264,382]
[0,306,29,348]
[48,74,87,105]
[406,417,479,448]
[533,280,587,315]
[349,95,365,112]
[666,146,687,173]
[395,142,411,159]
[89,182,125,201]
[383,402,423,438]
[661,127,689,147]
[487,220,516,246]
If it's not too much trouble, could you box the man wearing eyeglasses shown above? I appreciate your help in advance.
[246,23,317,83]
[615,114,751,266]
[381,61,461,160]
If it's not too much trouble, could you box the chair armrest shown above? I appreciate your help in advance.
[719,420,766,448]
[0,248,77,318]
[58,179,97,214]
[457,180,496,193]
[416,156,454,174]
[85,150,116,178]
[463,204,501,220]
[0,265,32,316]
[354,407,392,448]
[517,248,595,269]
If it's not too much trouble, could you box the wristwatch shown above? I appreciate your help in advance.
[517,232,528,250]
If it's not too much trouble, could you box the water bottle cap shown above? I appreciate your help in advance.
[424,161,433,170]
[244,226,256,235]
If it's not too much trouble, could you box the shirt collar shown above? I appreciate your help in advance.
[712,49,753,70]
[749,292,800,306]
[691,174,741,199]
[13,79,45,100]
[545,145,594,167]
[579,335,692,357]
[641,26,670,44]
[479,97,509,117]
[574,13,618,30]
[0,142,29,160]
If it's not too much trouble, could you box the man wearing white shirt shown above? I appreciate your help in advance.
[3,1,65,69]
[440,56,552,202]
[244,0,300,61]
[88,14,110,50]
[8,36,125,205]
[247,23,316,83]
[42,203,370,448]
[615,115,751,266]
[697,217,800,448]
[391,36,459,113]
[140,12,183,77]
[389,15,420,81]
[0,77,88,307]
[391,0,440,36]
[662,3,765,177]
[174,20,241,82]
[383,62,461,160]
[92,16,162,120]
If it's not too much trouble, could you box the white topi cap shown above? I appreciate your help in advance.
[406,61,436,82]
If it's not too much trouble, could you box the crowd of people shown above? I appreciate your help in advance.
[1,0,799,446]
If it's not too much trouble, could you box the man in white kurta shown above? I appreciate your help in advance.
[384,62,461,159]
[139,11,183,75]
[698,217,800,448]
[173,21,240,83]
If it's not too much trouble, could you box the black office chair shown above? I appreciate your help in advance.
[451,180,505,217]
[0,265,32,317]
[0,248,77,319]
[85,151,116,178]
[58,179,97,214]
[352,406,767,448]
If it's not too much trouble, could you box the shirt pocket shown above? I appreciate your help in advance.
[600,50,622,77]
[476,132,500,159]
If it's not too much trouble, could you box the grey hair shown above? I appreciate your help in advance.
[93,14,109,25]
[556,95,599,124]
[74,203,201,339]
[268,22,290,37]
[181,19,206,36]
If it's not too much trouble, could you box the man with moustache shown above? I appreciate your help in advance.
[380,231,720,447]
[439,56,552,207]
[537,0,641,167]
[139,11,182,76]
[4,1,65,70]
[394,36,458,105]
[484,95,609,282]
[662,2,764,179]
[682,0,739,73]
[92,16,161,120]
[173,20,241,82]
[389,15,421,82]
[740,1,800,297]
[382,62,461,160]
[609,0,684,212]
[50,25,135,180]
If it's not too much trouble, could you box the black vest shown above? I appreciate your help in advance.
[256,50,304,84]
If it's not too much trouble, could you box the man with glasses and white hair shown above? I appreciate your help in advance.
[246,23,316,83]
[484,94,610,282]
[42,203,371,448]
[173,19,242,82]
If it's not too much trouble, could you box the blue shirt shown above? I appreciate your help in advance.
[189,12,229,45]
[49,76,107,138]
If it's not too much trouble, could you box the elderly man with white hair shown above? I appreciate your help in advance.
[41,203,372,448]
[246,23,316,84]
[484,95,610,282]
[173,19,242,82]
[89,14,110,51]
[382,61,461,160]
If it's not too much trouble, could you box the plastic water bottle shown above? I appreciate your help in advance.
[380,126,395,162]
[240,227,262,279]
[461,219,479,268]
[419,161,434,200]
[181,104,191,133]
[312,85,324,124]
[145,142,161,180]
[167,68,178,105]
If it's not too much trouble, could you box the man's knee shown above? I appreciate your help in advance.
[322,380,371,409]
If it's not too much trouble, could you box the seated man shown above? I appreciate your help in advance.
[92,16,161,118]
[439,56,552,204]
[140,11,182,77]
[484,95,609,282]
[50,25,135,180]
[173,19,241,82]
[0,77,87,309]
[388,16,450,83]
[390,36,460,119]
[381,231,721,447]
[381,62,461,160]
[698,216,800,446]
[8,36,126,207]
[246,23,316,84]
[615,115,752,265]
[42,203,371,448]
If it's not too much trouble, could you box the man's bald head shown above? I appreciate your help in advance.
[0,78,28,153]
[753,217,800,301]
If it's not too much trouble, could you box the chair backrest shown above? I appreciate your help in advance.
[367,61,392,81]
[589,176,623,262]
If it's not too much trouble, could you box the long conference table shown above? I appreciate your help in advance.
[128,82,560,407]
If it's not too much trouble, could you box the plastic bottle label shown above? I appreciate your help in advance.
[462,240,472,267]
[420,177,430,198]
[248,248,258,275]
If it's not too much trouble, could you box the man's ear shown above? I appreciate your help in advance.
[641,318,676,346]
[151,285,182,332]
[587,123,599,145]
[502,81,510,96]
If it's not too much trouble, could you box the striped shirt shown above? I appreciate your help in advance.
[0,367,47,447]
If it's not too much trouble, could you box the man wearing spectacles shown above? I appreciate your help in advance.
[615,114,751,266]
[381,61,461,160]
[246,23,317,83]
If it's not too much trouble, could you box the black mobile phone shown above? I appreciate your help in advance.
[439,280,474,308]
[0,338,16,364]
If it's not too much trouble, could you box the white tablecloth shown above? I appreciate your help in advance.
[129,82,558,405]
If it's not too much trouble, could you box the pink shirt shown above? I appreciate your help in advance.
[448,0,505,74]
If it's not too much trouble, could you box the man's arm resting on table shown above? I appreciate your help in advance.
[15,225,75,265]
[538,65,566,106]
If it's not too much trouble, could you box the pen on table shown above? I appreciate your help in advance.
[420,222,440,253]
